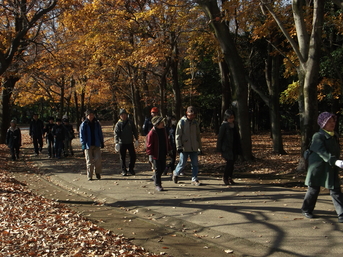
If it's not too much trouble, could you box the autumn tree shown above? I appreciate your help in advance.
[260,0,324,170]
[195,0,253,160]
[0,0,58,143]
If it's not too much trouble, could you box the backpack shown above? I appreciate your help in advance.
[303,131,325,169]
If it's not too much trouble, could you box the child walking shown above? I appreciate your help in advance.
[146,116,171,191]
[6,120,22,161]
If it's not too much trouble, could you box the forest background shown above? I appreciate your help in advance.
[2,0,343,171]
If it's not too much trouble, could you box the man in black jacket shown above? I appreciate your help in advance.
[29,113,44,156]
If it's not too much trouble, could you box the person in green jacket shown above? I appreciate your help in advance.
[301,112,343,223]
[114,109,139,176]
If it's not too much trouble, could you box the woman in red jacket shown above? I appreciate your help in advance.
[146,116,171,191]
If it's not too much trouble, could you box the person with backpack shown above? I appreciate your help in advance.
[114,109,139,176]
[6,119,22,161]
[216,109,242,185]
[44,117,55,158]
[164,115,177,175]
[63,118,75,157]
[146,116,171,191]
[172,106,203,186]
[301,111,343,223]
[79,110,105,180]
[29,113,44,156]
[52,118,65,159]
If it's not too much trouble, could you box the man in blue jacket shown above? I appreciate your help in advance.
[79,110,104,180]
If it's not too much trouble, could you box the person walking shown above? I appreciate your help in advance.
[44,117,55,158]
[63,118,75,157]
[52,118,65,159]
[164,115,177,175]
[29,113,44,156]
[146,116,171,191]
[301,111,343,223]
[216,109,242,185]
[6,120,22,161]
[114,109,139,176]
[143,107,159,175]
[79,110,105,180]
[172,106,202,186]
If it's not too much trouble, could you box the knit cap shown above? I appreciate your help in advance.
[151,116,164,126]
[317,112,335,129]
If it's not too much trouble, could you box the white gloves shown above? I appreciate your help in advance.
[335,160,343,169]
[134,140,139,148]
[115,144,120,152]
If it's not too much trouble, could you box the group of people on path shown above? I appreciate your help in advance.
[5,107,343,223]
[5,114,75,161]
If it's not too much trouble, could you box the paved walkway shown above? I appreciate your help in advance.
[15,127,343,257]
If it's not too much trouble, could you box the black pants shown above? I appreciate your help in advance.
[119,143,136,171]
[10,146,20,160]
[167,146,176,171]
[47,137,55,157]
[301,186,343,216]
[32,135,43,154]
[223,159,235,180]
[153,155,166,186]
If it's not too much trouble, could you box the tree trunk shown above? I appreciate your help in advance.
[170,38,182,119]
[0,77,19,143]
[265,51,286,154]
[218,59,231,121]
[294,0,323,171]
[197,0,253,160]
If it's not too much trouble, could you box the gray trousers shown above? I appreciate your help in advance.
[301,186,343,217]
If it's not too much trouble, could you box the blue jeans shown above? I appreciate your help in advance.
[174,152,199,181]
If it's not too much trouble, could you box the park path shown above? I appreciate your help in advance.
[13,124,343,257]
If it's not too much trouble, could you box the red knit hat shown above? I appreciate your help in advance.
[151,107,159,113]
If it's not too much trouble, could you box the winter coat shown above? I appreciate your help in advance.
[29,119,44,137]
[44,123,55,140]
[146,127,171,160]
[52,124,65,141]
[142,117,153,136]
[6,126,22,148]
[305,129,341,189]
[114,118,138,145]
[175,116,202,152]
[79,119,104,149]
[63,123,75,140]
[216,121,242,160]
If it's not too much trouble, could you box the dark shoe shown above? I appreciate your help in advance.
[88,177,93,181]
[338,216,343,223]
[96,173,101,180]
[155,186,164,191]
[228,178,236,185]
[121,170,128,176]
[223,178,229,185]
[172,175,178,184]
[129,169,135,175]
[302,212,314,219]
[162,167,169,176]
